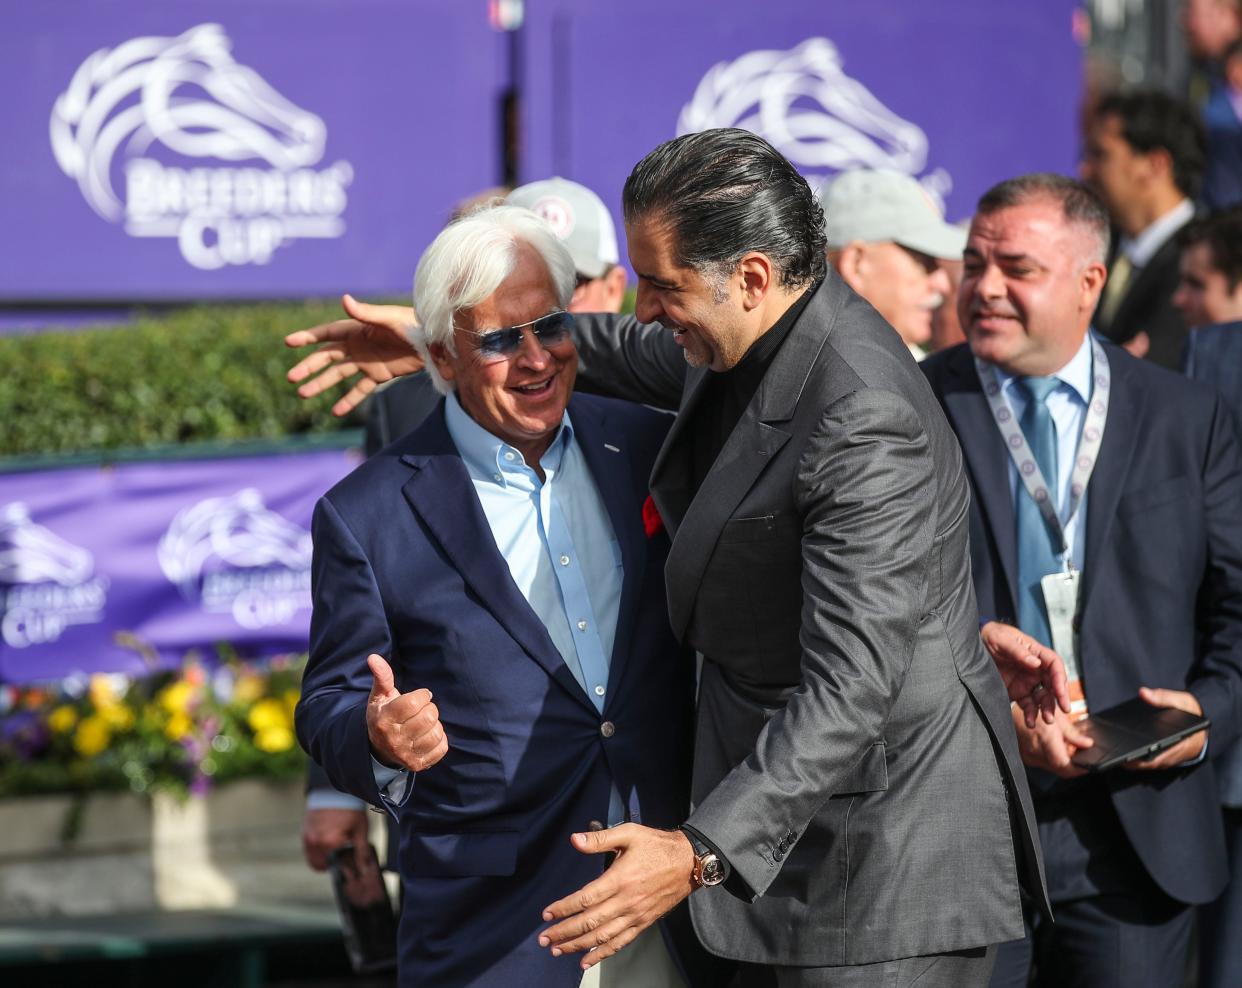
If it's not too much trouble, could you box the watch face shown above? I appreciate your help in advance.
[701,856,725,886]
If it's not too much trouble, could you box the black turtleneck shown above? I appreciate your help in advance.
[689,281,817,493]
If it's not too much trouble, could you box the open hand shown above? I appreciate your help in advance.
[365,654,447,773]
[285,294,423,416]
[980,621,1069,727]
[539,824,695,971]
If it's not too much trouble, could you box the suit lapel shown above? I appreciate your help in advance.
[648,366,711,537]
[659,284,833,641]
[398,416,598,716]
[566,397,647,702]
[940,351,1020,616]
[1082,350,1142,606]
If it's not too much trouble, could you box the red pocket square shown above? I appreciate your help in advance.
[642,495,664,538]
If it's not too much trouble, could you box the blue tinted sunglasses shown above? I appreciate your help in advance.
[467,310,574,362]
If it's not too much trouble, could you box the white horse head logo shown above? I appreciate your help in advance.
[157,488,313,595]
[678,37,950,203]
[50,23,326,221]
[0,503,95,587]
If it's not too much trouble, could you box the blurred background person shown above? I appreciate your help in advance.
[1081,89,1206,369]
[818,169,965,361]
[1181,0,1242,106]
[1177,206,1242,988]
[1202,39,1242,208]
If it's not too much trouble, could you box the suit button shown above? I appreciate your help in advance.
[600,721,616,738]
[587,820,604,832]
[773,848,785,862]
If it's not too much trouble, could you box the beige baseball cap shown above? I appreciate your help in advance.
[506,177,620,279]
[818,169,966,260]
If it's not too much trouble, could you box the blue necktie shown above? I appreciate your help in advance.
[1015,376,1061,647]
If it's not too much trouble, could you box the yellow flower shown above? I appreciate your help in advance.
[89,674,118,709]
[100,703,135,732]
[253,725,295,753]
[157,680,195,716]
[73,716,111,758]
[247,697,290,734]
[48,705,79,734]
[232,673,265,705]
[164,712,193,741]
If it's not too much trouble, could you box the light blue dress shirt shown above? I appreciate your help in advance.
[372,394,626,822]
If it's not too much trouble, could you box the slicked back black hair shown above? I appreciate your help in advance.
[622,128,827,290]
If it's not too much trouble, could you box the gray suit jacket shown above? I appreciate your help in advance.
[573,272,1049,968]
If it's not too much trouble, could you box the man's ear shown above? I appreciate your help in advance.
[428,341,457,383]
[1140,146,1175,188]
[1080,259,1109,311]
[737,251,776,310]
[602,265,628,310]
[834,242,869,294]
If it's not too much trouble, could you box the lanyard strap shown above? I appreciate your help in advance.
[974,336,1111,559]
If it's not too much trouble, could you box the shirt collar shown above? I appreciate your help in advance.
[991,331,1094,406]
[1120,198,1194,268]
[443,391,573,484]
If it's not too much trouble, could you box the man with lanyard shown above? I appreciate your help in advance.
[922,173,1242,988]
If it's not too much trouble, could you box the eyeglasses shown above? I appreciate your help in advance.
[465,310,574,362]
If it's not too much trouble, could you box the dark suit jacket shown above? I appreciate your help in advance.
[573,273,1049,968]
[304,373,443,866]
[295,394,699,987]
[922,340,1242,905]
[1094,235,1189,371]
[1184,321,1242,809]
[363,375,443,456]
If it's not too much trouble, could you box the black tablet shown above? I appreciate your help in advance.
[1071,697,1210,772]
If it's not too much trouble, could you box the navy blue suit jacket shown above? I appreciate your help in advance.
[295,393,696,987]
[922,340,1242,905]
[1185,321,1242,807]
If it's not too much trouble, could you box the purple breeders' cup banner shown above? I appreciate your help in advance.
[519,0,1083,262]
[0,1,506,302]
[0,449,359,683]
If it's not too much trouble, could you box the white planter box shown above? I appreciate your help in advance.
[0,780,338,919]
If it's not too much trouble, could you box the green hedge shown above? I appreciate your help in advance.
[0,303,364,458]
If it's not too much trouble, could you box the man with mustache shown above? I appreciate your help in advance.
[818,169,965,361]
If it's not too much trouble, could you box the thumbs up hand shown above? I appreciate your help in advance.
[364,654,448,773]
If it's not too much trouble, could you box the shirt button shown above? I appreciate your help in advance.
[560,554,570,566]
[594,685,606,697]
[493,473,503,482]
[600,721,616,738]
[504,451,515,461]
[577,619,588,631]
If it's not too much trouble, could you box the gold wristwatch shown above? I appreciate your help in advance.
[681,827,725,888]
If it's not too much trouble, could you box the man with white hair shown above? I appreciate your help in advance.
[300,177,639,874]
[294,204,707,987]
[819,169,965,359]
